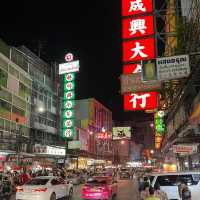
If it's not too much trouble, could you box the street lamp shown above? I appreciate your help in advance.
[150,149,154,154]
[150,122,154,128]
[121,140,125,145]
[38,106,45,113]
[89,131,93,135]
[102,127,106,133]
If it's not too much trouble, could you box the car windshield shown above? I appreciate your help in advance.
[25,178,49,185]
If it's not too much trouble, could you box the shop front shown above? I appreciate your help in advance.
[33,144,65,171]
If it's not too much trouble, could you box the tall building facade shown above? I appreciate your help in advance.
[0,39,32,153]
[76,98,113,160]
[0,38,61,157]
[162,0,200,170]
[11,46,60,147]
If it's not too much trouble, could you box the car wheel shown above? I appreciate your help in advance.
[67,188,73,200]
[50,193,56,200]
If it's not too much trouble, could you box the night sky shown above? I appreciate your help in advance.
[0,0,154,121]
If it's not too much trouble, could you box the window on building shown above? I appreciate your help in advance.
[0,89,12,103]
[9,65,19,79]
[0,68,8,88]
[4,120,10,131]
[0,57,8,71]
[13,95,26,109]
[19,82,30,100]
[0,118,4,129]
[47,98,51,110]
[20,73,31,87]
[0,99,11,120]
[12,106,26,125]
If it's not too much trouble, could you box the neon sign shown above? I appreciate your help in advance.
[124,91,158,111]
[61,54,79,140]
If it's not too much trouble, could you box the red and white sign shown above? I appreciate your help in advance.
[65,53,74,62]
[123,37,155,62]
[122,0,153,17]
[97,132,112,140]
[124,91,158,111]
[122,15,154,39]
[173,145,198,154]
[123,63,141,74]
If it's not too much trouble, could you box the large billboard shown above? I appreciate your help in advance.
[113,127,131,140]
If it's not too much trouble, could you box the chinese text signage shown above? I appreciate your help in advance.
[60,53,79,140]
[63,73,75,139]
[122,0,153,16]
[122,15,154,39]
[123,63,142,74]
[124,91,158,111]
[123,37,155,62]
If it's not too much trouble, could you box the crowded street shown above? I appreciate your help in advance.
[1,0,200,199]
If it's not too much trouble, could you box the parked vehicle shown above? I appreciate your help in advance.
[119,168,131,179]
[16,176,73,200]
[82,176,117,200]
[150,171,200,200]
[66,174,84,185]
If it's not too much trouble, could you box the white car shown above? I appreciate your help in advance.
[150,171,200,200]
[16,176,73,200]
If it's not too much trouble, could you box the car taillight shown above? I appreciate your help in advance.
[16,187,24,192]
[32,188,48,192]
[82,186,90,191]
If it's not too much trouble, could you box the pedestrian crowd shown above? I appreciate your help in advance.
[138,176,191,200]
[0,166,89,199]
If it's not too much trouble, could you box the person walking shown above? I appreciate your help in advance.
[145,186,160,200]
[178,180,191,200]
[140,182,150,200]
[154,183,168,200]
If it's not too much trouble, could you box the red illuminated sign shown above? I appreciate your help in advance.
[124,91,158,111]
[122,0,153,17]
[97,132,112,140]
[123,63,141,74]
[123,37,155,62]
[122,15,154,39]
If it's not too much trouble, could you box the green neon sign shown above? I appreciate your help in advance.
[62,71,76,140]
